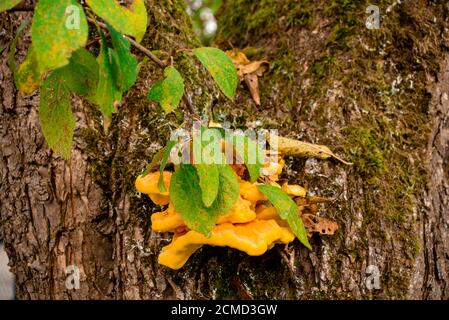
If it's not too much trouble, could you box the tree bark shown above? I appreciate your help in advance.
[0,0,448,300]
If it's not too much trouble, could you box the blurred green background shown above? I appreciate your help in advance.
[186,0,222,45]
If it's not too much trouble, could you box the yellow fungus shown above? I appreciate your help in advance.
[255,205,279,220]
[282,183,307,197]
[135,172,172,205]
[135,171,171,196]
[239,180,267,203]
[151,205,184,232]
[136,134,344,270]
[158,219,295,269]
[148,193,170,206]
[217,196,256,224]
[151,196,257,233]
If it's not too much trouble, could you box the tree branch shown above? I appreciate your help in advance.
[86,17,166,68]
[86,17,196,115]
[6,4,34,12]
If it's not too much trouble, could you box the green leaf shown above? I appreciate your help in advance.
[10,20,41,95]
[141,148,165,178]
[86,0,148,43]
[9,18,29,74]
[32,0,88,73]
[193,47,238,100]
[63,48,99,102]
[39,69,76,160]
[196,164,219,207]
[0,0,23,13]
[148,66,184,113]
[157,140,177,193]
[257,184,311,249]
[211,165,240,217]
[96,31,121,117]
[15,46,43,95]
[193,127,221,207]
[170,164,239,236]
[108,25,137,92]
[227,133,264,182]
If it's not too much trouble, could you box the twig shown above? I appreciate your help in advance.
[6,4,34,12]
[86,37,100,48]
[182,94,196,115]
[86,17,197,115]
[86,17,166,68]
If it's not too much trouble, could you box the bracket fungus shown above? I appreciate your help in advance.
[135,134,345,270]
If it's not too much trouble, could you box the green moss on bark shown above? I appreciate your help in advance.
[214,0,446,299]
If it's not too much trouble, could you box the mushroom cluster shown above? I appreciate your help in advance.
[135,157,321,270]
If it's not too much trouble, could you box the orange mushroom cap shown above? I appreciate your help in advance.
[135,172,172,205]
[151,196,257,233]
[239,179,267,203]
[158,219,295,269]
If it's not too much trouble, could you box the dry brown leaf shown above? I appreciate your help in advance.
[244,74,261,105]
[226,49,269,105]
[302,213,339,236]
[238,60,269,78]
[269,135,353,165]
[227,49,250,65]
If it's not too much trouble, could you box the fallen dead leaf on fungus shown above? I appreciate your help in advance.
[226,49,269,105]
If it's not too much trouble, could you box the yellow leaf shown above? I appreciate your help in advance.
[270,135,353,165]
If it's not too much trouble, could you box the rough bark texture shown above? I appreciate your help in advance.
[0,0,448,300]
[411,54,449,299]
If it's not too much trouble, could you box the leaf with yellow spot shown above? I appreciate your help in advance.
[14,46,43,95]
[147,66,184,113]
[32,0,88,74]
[86,0,148,43]
[0,0,23,13]
[170,164,239,237]
[194,47,238,100]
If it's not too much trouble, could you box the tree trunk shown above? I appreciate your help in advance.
[0,0,448,300]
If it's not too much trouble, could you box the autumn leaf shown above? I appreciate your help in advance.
[302,214,339,236]
[147,66,184,113]
[14,46,42,95]
[0,0,23,13]
[14,0,88,95]
[86,0,148,43]
[226,49,269,105]
[270,135,353,165]
[32,0,88,73]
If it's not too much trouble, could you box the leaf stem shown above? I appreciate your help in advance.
[85,17,166,68]
[86,17,197,115]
